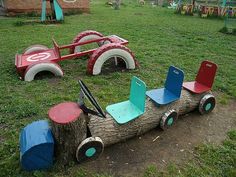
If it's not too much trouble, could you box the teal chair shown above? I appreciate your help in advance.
[106,76,146,124]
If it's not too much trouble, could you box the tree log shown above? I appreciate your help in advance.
[88,89,210,147]
[50,112,87,165]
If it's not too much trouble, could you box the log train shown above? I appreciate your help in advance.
[19,60,217,171]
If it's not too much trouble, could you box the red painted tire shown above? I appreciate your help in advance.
[70,30,104,54]
[23,45,49,55]
[87,43,138,75]
[24,62,63,81]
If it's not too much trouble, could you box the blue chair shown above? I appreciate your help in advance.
[146,66,184,105]
[106,76,146,124]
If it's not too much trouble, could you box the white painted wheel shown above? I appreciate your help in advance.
[23,45,49,55]
[24,62,63,81]
[71,30,104,53]
[87,43,137,75]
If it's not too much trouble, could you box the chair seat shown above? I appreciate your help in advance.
[183,81,210,94]
[48,102,82,124]
[106,100,144,124]
[146,88,179,105]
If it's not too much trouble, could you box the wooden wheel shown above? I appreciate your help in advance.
[76,137,104,163]
[160,109,178,130]
[198,94,216,115]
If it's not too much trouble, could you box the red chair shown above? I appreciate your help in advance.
[183,60,217,94]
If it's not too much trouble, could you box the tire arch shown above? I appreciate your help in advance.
[87,43,138,75]
[23,45,49,55]
[70,30,104,54]
[24,62,63,82]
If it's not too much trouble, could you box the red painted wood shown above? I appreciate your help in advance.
[183,82,210,93]
[48,102,82,124]
[183,60,217,94]
[17,49,58,68]
[195,60,217,89]
[16,35,130,77]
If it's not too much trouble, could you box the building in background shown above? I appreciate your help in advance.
[1,0,89,16]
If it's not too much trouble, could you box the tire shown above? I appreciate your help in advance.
[198,94,216,115]
[76,137,104,163]
[24,62,63,81]
[23,45,49,55]
[160,109,178,130]
[70,30,104,54]
[87,43,137,75]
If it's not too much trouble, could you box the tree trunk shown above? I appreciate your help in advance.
[50,113,87,165]
[88,89,209,147]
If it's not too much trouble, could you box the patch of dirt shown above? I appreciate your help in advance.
[81,100,236,177]
[100,58,127,75]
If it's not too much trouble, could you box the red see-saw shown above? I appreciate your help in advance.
[15,30,138,81]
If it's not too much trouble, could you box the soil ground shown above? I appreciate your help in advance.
[81,100,236,177]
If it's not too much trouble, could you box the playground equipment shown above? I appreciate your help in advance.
[19,60,218,170]
[15,30,138,81]
[183,60,217,94]
[176,0,195,15]
[221,0,236,33]
[41,0,64,22]
[106,77,146,124]
[20,120,54,171]
[168,1,178,9]
[183,60,217,114]
[146,66,184,105]
[177,0,236,17]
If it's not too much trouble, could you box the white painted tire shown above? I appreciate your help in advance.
[71,30,104,53]
[88,43,137,75]
[23,45,49,55]
[24,62,63,81]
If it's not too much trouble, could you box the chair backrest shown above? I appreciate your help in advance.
[165,66,184,98]
[195,60,217,89]
[129,76,146,113]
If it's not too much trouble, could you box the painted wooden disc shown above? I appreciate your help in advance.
[76,137,104,163]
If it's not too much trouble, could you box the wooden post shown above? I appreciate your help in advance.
[48,102,88,165]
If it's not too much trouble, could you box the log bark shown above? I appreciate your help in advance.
[50,113,87,165]
[88,89,210,147]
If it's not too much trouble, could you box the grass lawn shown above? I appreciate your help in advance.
[0,0,235,176]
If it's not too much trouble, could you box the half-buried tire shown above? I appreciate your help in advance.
[23,45,49,55]
[76,137,104,163]
[24,62,63,81]
[87,43,137,75]
[70,30,104,54]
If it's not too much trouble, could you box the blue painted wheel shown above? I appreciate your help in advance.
[160,109,178,130]
[199,94,216,115]
[76,137,104,163]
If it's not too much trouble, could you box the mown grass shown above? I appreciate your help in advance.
[0,0,235,176]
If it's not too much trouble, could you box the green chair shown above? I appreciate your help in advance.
[106,76,146,124]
